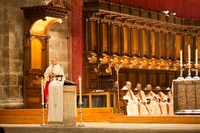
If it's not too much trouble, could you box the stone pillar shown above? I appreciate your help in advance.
[72,0,83,82]
[63,85,77,126]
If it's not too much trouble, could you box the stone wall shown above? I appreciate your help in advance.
[0,0,69,108]
[48,19,69,79]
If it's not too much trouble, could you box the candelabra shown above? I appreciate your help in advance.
[185,63,192,79]
[193,64,200,79]
[177,64,184,80]
[78,102,84,127]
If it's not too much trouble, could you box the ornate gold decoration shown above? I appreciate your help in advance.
[53,0,65,8]
[53,87,59,107]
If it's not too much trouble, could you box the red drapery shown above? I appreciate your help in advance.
[72,0,83,83]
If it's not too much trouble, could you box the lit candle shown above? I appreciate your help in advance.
[78,76,82,103]
[188,45,191,65]
[180,50,182,66]
[41,77,44,104]
[195,49,198,65]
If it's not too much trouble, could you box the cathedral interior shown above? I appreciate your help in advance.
[0,0,200,132]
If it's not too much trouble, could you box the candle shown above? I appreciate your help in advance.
[78,76,82,103]
[188,45,191,65]
[41,77,44,104]
[195,49,198,65]
[180,50,182,66]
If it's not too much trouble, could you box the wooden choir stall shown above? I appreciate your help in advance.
[76,0,200,123]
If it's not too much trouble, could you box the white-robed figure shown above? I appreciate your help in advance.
[43,57,65,122]
[166,87,174,115]
[44,57,65,106]
[122,81,139,116]
[135,83,150,115]
[156,86,173,115]
[145,84,162,115]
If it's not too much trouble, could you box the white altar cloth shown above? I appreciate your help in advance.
[48,80,64,122]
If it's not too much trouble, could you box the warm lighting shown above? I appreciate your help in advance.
[101,57,109,64]
[106,68,112,74]
[88,52,98,63]
[30,17,62,35]
[87,52,181,71]
[112,58,119,65]
[122,58,129,64]
[94,68,99,73]
[157,63,161,70]
[31,38,42,70]
[139,61,143,69]
[148,62,152,69]
[166,63,169,70]
[94,63,101,75]
[88,56,97,63]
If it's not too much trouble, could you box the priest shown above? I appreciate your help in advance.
[156,86,173,115]
[44,57,65,107]
[145,84,162,115]
[44,57,65,123]
[135,83,150,115]
[122,81,139,116]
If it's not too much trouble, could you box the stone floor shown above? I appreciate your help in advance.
[1,122,200,133]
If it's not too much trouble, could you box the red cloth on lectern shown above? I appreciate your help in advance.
[44,79,51,102]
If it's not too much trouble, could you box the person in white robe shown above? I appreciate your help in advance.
[44,57,65,107]
[135,83,150,115]
[166,87,173,115]
[156,86,173,115]
[122,81,139,116]
[145,84,161,115]
[43,57,65,123]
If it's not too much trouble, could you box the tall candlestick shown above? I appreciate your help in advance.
[41,77,44,104]
[180,50,183,66]
[186,45,192,79]
[78,75,84,127]
[79,76,82,103]
[188,45,191,65]
[194,48,200,79]
[195,49,198,65]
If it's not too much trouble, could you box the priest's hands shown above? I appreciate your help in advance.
[49,74,56,78]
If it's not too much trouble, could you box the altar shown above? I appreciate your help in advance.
[173,79,200,115]
[48,82,77,127]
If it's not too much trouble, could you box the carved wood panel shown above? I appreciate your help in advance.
[150,31,156,58]
[148,71,157,87]
[175,34,182,60]
[130,28,139,56]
